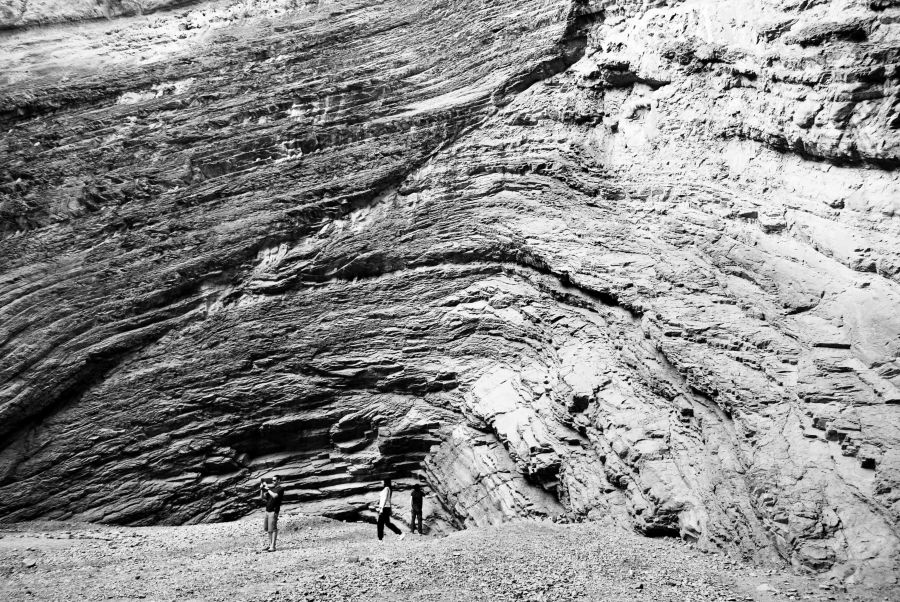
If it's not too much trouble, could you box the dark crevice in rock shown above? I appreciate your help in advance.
[728,129,900,171]
[246,250,644,322]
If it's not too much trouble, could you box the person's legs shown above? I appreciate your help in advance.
[266,511,279,551]
[411,509,417,533]
[377,509,386,540]
[416,509,423,534]
[384,511,402,535]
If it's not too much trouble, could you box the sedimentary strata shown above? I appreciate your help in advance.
[1,0,898,585]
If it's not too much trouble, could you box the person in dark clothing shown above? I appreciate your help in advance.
[410,484,424,534]
[376,478,404,541]
[260,475,284,552]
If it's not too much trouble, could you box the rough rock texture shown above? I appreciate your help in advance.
[1,0,899,587]
[0,1,200,30]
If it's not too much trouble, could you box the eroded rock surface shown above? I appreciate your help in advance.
[0,1,202,29]
[1,0,899,587]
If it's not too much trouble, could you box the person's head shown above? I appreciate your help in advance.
[383,478,391,488]
[413,484,421,491]
[272,475,281,484]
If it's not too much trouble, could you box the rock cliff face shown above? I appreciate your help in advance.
[1,0,899,585]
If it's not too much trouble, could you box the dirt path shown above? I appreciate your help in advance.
[0,515,888,601]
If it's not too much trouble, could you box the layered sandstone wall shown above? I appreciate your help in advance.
[1,0,898,586]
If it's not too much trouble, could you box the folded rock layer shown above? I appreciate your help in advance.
[1,0,899,586]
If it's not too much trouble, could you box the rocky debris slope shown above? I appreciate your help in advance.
[1,516,887,601]
[1,0,899,588]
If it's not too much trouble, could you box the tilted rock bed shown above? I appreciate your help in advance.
[1,0,899,589]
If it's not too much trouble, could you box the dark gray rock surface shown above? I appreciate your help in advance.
[1,0,898,589]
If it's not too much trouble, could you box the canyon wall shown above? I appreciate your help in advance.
[1,0,899,586]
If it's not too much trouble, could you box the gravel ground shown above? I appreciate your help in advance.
[0,514,892,601]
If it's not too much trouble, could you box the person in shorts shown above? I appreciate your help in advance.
[260,475,284,552]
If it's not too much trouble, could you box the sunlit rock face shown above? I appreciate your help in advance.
[1,0,899,584]
[0,1,199,29]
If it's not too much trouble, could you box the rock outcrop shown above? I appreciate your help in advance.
[1,0,899,587]
[0,1,199,29]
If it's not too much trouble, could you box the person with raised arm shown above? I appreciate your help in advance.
[260,475,284,552]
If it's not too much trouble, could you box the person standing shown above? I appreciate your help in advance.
[260,475,284,552]
[410,484,424,534]
[376,478,404,541]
